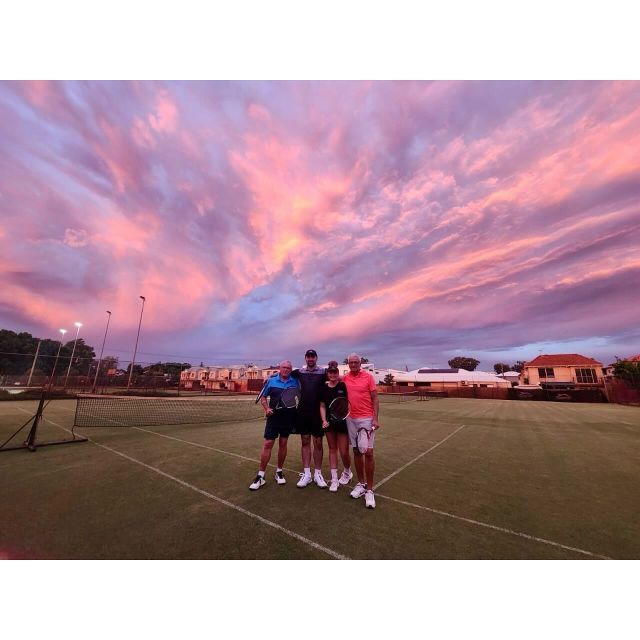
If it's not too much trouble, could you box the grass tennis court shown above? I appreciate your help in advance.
[1,396,639,559]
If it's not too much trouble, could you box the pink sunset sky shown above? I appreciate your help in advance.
[1,80,639,369]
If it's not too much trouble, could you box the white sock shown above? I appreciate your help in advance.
[331,469,338,480]
[304,467,311,476]
[258,470,265,478]
[276,468,282,473]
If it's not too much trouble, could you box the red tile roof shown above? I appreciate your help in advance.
[624,354,640,362]
[525,353,603,367]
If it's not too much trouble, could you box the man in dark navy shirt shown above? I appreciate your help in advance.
[249,360,299,491]
[291,349,328,488]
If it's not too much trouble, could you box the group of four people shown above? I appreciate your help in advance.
[249,350,381,509]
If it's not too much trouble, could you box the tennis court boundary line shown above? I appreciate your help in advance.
[15,408,348,560]
[51,405,303,474]
[97,424,613,560]
[28,407,613,560]
[374,424,466,490]
[373,492,612,560]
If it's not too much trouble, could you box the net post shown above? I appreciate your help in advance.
[24,389,47,451]
[1,386,88,453]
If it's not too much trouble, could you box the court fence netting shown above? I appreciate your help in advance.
[378,391,423,402]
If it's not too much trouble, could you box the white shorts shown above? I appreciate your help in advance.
[346,416,376,451]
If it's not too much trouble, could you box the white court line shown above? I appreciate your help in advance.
[55,405,302,474]
[37,407,615,559]
[14,408,348,560]
[373,492,612,560]
[374,424,466,490]
[134,427,303,477]
[134,426,261,465]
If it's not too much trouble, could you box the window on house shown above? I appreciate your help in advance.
[538,368,555,378]
[576,368,597,383]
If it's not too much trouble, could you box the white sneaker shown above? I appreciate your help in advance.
[365,490,376,509]
[350,483,367,499]
[338,469,353,485]
[249,474,266,491]
[297,472,312,488]
[275,470,286,485]
[329,478,339,492]
[314,471,328,488]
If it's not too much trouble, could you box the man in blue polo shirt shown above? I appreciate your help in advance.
[249,360,299,490]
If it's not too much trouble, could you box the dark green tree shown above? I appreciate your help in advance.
[448,356,480,371]
[0,329,95,376]
[511,361,526,373]
[126,363,144,376]
[343,356,370,364]
[612,359,640,389]
[383,373,395,385]
[493,363,511,374]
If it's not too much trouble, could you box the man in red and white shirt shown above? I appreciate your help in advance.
[342,353,381,509]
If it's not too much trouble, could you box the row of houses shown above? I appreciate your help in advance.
[180,353,639,393]
[181,353,640,391]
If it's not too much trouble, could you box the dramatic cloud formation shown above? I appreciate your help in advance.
[1,81,639,368]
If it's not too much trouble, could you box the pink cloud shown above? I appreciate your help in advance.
[148,91,178,133]
[2,81,639,368]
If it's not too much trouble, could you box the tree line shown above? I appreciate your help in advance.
[447,357,525,373]
[0,329,191,379]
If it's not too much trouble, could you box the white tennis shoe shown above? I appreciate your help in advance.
[338,469,353,485]
[275,470,286,485]
[365,490,376,509]
[329,478,339,492]
[314,470,328,488]
[249,475,266,491]
[350,483,367,499]
[297,472,312,487]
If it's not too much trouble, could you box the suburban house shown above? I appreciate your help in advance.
[181,364,278,391]
[522,354,604,388]
[497,371,521,385]
[390,368,511,390]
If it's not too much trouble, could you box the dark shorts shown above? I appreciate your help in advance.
[296,411,324,438]
[263,412,295,440]
[325,419,348,435]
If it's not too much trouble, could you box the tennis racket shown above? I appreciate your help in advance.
[356,427,374,454]
[328,396,349,421]
[276,387,300,410]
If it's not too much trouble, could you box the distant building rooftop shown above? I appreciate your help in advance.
[525,354,602,367]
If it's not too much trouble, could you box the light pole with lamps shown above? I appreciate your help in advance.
[64,322,83,389]
[48,329,67,390]
[26,339,42,387]
[92,311,112,393]
[127,296,146,390]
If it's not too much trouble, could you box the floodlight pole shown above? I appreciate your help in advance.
[26,340,42,387]
[64,322,83,389]
[49,329,67,390]
[127,296,146,390]
[92,311,112,393]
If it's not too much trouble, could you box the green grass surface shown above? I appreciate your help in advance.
[1,397,639,559]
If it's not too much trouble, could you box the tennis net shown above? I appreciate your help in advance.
[74,394,263,428]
